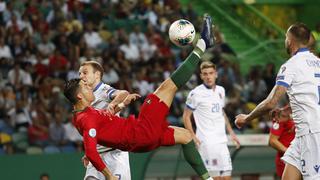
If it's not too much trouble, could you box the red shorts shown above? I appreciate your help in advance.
[129,94,175,152]
[275,153,285,177]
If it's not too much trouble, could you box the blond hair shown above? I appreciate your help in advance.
[200,61,216,71]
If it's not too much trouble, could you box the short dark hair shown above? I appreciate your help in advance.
[81,60,104,79]
[64,78,81,105]
[288,22,311,45]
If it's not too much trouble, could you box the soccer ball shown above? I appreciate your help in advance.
[169,19,195,47]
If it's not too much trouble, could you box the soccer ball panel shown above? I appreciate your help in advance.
[169,19,195,47]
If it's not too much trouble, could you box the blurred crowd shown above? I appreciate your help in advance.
[0,0,280,155]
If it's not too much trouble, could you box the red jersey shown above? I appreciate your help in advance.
[72,94,175,171]
[270,119,295,176]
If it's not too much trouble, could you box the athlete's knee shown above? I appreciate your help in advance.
[185,130,193,143]
[180,128,193,144]
[154,79,177,94]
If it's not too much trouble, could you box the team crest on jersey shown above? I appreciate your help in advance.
[89,128,97,137]
[273,122,279,130]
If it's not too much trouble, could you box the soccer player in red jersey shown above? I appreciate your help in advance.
[64,15,215,180]
[269,105,295,178]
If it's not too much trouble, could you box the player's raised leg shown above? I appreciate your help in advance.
[154,14,214,108]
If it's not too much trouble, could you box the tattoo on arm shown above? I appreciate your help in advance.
[247,86,287,122]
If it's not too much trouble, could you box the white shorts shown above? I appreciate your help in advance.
[198,142,232,172]
[84,150,131,180]
[281,132,320,180]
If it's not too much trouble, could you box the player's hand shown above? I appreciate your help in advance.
[107,103,117,114]
[235,114,248,129]
[82,155,89,167]
[230,133,241,149]
[123,93,141,106]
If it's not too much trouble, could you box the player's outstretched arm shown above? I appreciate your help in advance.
[112,93,141,114]
[107,89,129,114]
[235,85,287,129]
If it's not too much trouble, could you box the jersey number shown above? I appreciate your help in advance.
[211,103,220,113]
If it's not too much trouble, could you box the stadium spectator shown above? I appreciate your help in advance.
[8,93,32,130]
[28,110,49,148]
[64,114,83,152]
[48,49,68,78]
[244,66,268,104]
[262,63,277,93]
[102,62,119,86]
[129,25,148,49]
[312,22,320,53]
[119,35,140,62]
[7,62,31,90]
[0,0,286,163]
[37,33,55,58]
[217,60,236,95]
[0,36,13,60]
[83,21,103,49]
[48,106,74,152]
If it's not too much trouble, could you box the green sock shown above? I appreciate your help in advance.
[182,140,210,180]
[170,47,204,89]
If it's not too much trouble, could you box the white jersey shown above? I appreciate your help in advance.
[92,82,116,109]
[186,84,227,144]
[92,82,116,152]
[85,82,131,180]
[276,49,320,137]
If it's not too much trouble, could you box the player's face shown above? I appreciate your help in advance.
[200,67,217,87]
[79,80,95,103]
[79,65,99,87]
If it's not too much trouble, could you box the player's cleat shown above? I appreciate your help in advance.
[201,14,215,48]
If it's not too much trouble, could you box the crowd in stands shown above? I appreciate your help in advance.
[0,0,290,155]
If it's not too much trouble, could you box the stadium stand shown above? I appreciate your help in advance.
[0,0,319,179]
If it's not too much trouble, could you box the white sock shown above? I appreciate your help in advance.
[196,39,206,53]
[206,177,213,180]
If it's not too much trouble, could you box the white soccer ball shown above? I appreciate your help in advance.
[169,19,196,47]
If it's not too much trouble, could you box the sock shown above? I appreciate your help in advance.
[170,39,205,89]
[182,140,210,180]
